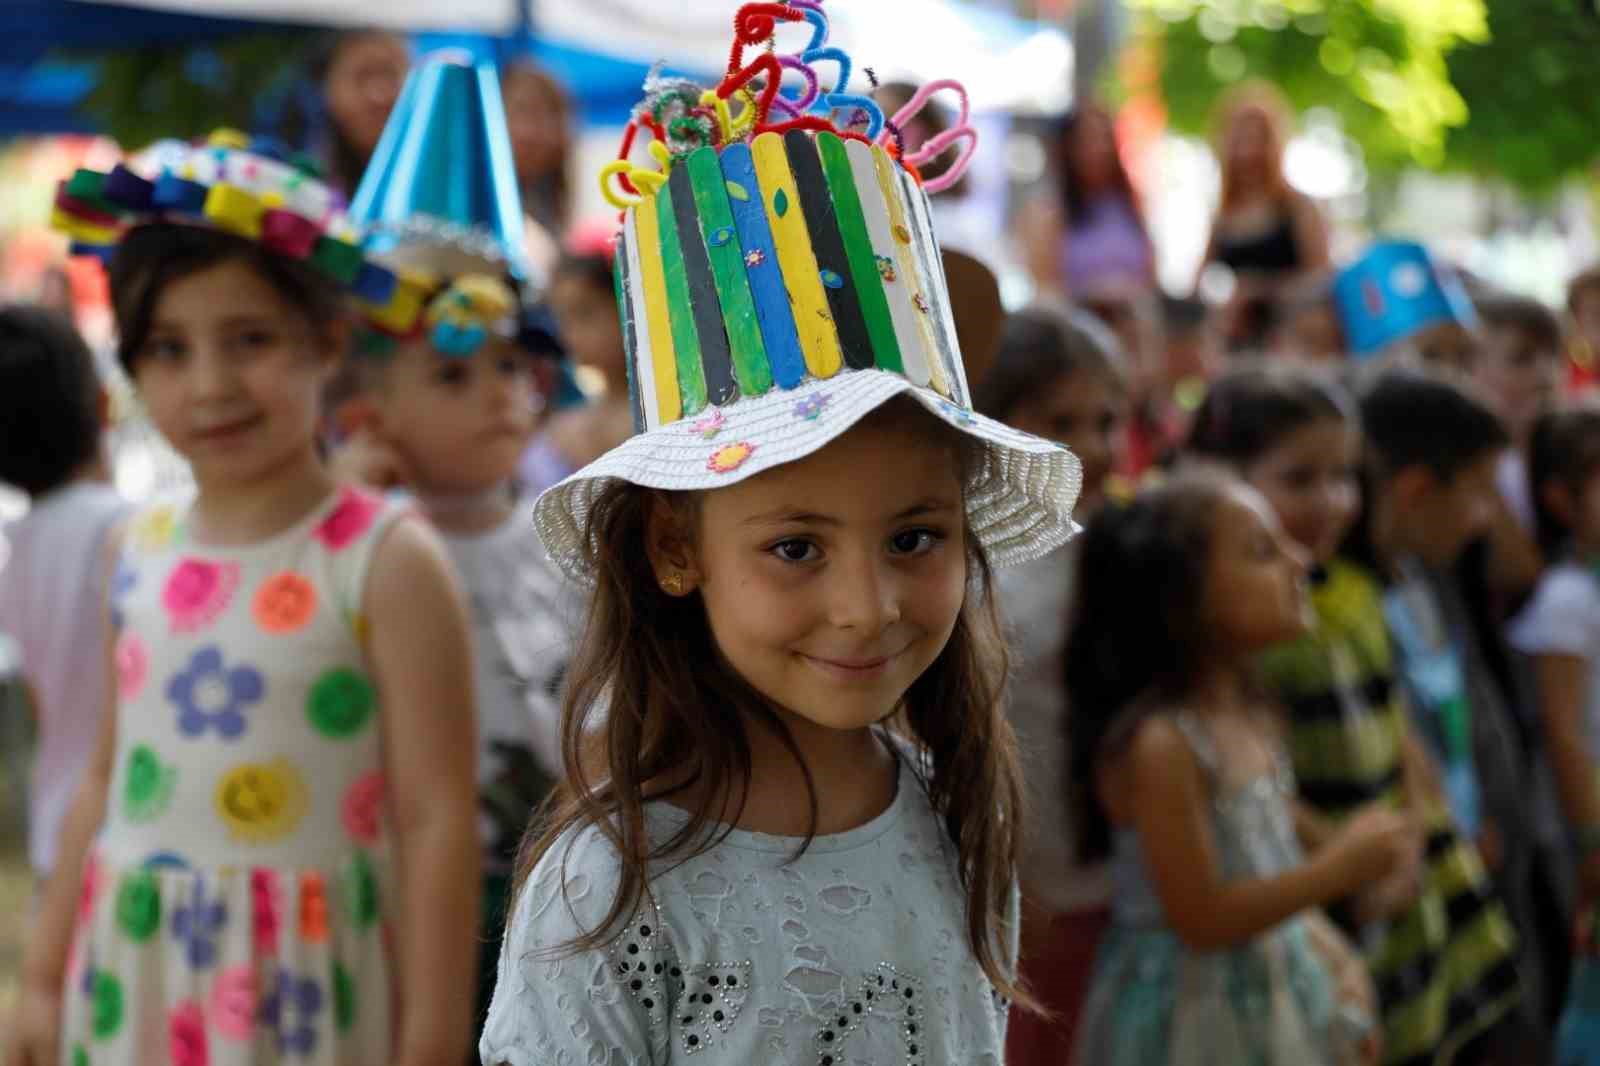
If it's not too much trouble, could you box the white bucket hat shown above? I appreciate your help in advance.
[534,10,1081,580]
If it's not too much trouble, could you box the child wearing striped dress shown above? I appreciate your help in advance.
[1188,365,1522,1066]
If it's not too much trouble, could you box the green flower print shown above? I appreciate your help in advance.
[307,668,375,738]
[334,961,357,1032]
[92,972,123,1040]
[114,871,161,942]
[123,745,176,823]
[342,851,380,929]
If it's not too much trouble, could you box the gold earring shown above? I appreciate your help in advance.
[661,572,685,596]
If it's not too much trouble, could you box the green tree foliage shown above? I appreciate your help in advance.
[1129,0,1600,193]
[64,32,316,151]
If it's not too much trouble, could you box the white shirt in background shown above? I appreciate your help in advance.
[0,481,128,875]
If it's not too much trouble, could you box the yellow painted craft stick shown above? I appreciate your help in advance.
[751,132,842,379]
[633,194,683,425]
[873,149,949,398]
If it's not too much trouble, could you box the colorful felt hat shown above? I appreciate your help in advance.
[50,130,394,305]
[346,55,530,352]
[1333,239,1478,359]
[533,2,1081,581]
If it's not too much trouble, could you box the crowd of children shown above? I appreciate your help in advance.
[4,5,1600,1065]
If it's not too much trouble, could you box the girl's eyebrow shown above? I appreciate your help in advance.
[741,498,959,528]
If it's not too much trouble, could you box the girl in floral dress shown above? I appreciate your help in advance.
[8,136,480,1066]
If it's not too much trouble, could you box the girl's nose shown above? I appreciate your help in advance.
[826,553,901,635]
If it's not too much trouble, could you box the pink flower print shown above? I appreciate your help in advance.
[115,632,149,702]
[250,869,282,956]
[169,1001,209,1066]
[341,772,386,846]
[314,487,381,552]
[76,853,101,930]
[162,558,240,634]
[211,965,257,1041]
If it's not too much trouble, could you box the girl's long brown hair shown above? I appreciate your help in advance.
[1214,82,1295,212]
[515,422,1028,1001]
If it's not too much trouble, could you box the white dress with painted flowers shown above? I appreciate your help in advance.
[61,486,409,1066]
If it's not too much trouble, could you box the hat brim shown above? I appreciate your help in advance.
[533,370,1082,583]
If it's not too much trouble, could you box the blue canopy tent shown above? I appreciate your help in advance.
[0,0,1071,138]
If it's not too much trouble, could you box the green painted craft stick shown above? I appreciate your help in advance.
[816,133,904,374]
[686,147,773,397]
[653,182,710,415]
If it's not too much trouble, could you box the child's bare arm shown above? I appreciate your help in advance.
[364,518,481,1066]
[1124,717,1412,951]
[1531,653,1600,898]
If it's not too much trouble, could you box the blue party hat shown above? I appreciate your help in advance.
[349,54,529,288]
[1333,240,1477,359]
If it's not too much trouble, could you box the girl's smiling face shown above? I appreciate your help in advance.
[132,258,338,491]
[655,404,969,736]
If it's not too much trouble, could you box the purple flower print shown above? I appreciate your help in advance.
[167,646,264,740]
[110,561,138,630]
[259,971,323,1057]
[171,877,227,970]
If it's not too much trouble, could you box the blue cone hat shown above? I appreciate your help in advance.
[1333,239,1477,359]
[348,55,530,290]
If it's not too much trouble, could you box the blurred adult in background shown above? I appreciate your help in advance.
[1568,264,1600,393]
[1017,101,1156,300]
[502,61,575,280]
[1199,84,1329,351]
[306,28,411,197]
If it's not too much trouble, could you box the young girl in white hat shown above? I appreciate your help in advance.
[478,5,1081,1063]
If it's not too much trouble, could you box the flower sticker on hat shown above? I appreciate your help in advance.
[689,408,727,440]
[793,393,830,422]
[163,558,240,633]
[168,646,264,740]
[314,487,381,552]
[708,442,755,474]
[936,398,975,427]
[215,759,307,844]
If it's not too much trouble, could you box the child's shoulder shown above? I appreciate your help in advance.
[508,820,628,941]
[1509,561,1600,655]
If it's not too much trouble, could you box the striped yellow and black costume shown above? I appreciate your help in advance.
[1258,559,1522,1066]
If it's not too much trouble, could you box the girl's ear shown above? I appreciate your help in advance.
[644,493,702,596]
